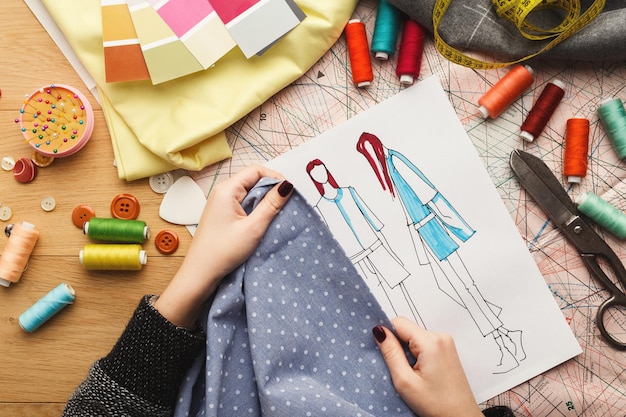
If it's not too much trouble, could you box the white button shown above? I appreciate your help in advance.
[1,156,15,171]
[0,205,12,221]
[41,196,56,212]
[149,172,175,194]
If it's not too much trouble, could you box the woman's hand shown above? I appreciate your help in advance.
[155,165,293,327]
[373,317,484,417]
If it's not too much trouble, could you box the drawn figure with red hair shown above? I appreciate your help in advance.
[306,158,425,327]
[356,132,525,373]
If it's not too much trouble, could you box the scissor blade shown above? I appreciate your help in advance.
[509,150,578,228]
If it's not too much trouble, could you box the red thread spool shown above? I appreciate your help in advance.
[520,80,565,142]
[477,65,534,119]
[345,19,374,87]
[563,118,590,184]
[396,19,425,85]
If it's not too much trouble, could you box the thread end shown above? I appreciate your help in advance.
[375,51,389,60]
[478,105,490,119]
[400,75,415,85]
[520,131,535,142]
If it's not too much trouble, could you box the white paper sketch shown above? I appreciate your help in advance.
[266,75,582,402]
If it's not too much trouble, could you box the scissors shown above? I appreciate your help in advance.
[510,149,626,350]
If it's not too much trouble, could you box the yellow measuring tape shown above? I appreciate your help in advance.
[433,0,606,69]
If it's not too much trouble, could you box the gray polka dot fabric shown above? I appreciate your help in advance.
[174,178,414,417]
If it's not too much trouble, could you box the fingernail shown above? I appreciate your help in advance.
[372,325,386,343]
[278,180,293,197]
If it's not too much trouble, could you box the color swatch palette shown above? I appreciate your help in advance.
[101,0,305,84]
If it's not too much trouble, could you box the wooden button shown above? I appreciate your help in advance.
[110,193,140,220]
[31,151,54,168]
[155,229,179,255]
[72,204,96,229]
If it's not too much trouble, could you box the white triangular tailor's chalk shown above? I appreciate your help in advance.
[159,176,206,225]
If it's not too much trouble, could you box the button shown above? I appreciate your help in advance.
[41,196,56,212]
[13,157,37,183]
[1,156,15,171]
[31,151,54,168]
[0,205,12,221]
[71,204,96,229]
[155,229,179,255]
[111,193,140,220]
[149,172,175,194]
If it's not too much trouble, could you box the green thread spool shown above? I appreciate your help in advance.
[371,0,402,60]
[576,191,626,239]
[80,244,147,270]
[83,217,149,243]
[597,98,626,159]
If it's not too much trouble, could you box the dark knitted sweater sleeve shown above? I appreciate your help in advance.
[63,295,206,417]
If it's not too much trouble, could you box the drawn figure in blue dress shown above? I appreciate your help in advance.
[356,132,525,373]
[305,158,425,327]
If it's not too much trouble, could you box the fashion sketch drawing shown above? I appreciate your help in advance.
[355,131,526,373]
[306,159,426,328]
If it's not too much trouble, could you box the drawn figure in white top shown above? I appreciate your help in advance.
[356,132,526,373]
[306,158,425,327]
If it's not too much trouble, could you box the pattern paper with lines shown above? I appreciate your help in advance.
[191,1,626,414]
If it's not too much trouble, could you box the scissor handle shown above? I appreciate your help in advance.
[596,296,626,350]
[582,254,626,350]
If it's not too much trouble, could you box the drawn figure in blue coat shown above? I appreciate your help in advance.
[356,132,525,373]
[306,158,425,327]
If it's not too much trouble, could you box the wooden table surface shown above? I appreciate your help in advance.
[0,1,192,414]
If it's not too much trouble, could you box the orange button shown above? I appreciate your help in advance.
[155,229,179,255]
[72,204,96,229]
[111,193,140,220]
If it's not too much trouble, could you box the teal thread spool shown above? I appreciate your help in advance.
[19,283,76,332]
[597,98,626,159]
[83,217,149,243]
[371,0,402,60]
[79,243,147,270]
[576,191,626,239]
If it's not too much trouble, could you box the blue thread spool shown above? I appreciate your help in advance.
[371,0,402,60]
[83,217,149,243]
[597,98,626,159]
[576,191,626,239]
[19,283,76,332]
[79,243,147,270]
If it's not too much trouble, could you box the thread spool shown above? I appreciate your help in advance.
[83,217,149,243]
[19,283,76,332]
[576,192,626,239]
[79,244,147,270]
[345,19,374,87]
[371,0,401,60]
[477,65,535,119]
[0,221,39,287]
[597,98,626,159]
[396,19,425,85]
[563,118,590,184]
[520,79,565,142]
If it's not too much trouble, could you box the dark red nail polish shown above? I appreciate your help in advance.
[373,325,386,343]
[278,180,293,197]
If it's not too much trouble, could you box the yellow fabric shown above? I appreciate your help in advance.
[42,0,358,180]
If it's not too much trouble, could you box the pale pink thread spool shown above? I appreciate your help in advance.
[0,222,39,287]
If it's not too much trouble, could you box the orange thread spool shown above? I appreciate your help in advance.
[563,118,590,183]
[477,65,534,119]
[0,222,39,287]
[345,19,374,87]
